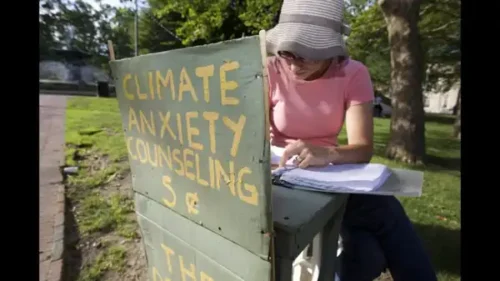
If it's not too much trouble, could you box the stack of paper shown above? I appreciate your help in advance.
[271,146,392,193]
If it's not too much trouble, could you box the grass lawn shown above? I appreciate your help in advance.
[64,96,460,281]
[63,97,145,281]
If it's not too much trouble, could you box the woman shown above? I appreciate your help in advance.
[265,1,438,280]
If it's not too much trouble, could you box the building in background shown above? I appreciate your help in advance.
[423,81,460,114]
[40,48,112,84]
[373,78,460,118]
[39,48,115,95]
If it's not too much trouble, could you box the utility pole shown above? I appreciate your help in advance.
[134,0,138,56]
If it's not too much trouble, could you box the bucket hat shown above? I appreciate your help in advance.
[266,0,351,61]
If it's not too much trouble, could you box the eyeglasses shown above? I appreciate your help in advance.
[277,51,321,64]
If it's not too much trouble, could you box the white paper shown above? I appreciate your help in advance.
[279,164,392,192]
[271,145,296,166]
[271,145,285,165]
[270,145,391,193]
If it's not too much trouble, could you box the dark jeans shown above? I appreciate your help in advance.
[337,195,437,281]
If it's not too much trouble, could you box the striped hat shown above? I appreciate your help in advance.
[266,0,351,61]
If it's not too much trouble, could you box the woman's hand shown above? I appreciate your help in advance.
[279,140,337,169]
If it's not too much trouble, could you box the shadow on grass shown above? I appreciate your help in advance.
[375,113,455,125]
[371,130,460,172]
[63,198,82,281]
[425,114,455,125]
[425,155,461,171]
[414,223,460,277]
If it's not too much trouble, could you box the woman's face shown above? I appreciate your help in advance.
[278,51,333,80]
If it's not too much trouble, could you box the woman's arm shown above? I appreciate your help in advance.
[278,102,373,167]
[329,102,374,164]
[329,63,375,164]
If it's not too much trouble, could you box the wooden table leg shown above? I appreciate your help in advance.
[317,201,347,281]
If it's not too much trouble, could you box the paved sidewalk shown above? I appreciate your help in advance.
[40,95,67,281]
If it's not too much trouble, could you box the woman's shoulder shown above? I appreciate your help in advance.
[342,58,370,77]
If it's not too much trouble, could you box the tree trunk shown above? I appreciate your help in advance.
[453,86,461,139]
[379,0,426,164]
[452,84,460,115]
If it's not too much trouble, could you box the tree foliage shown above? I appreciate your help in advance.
[346,3,391,92]
[150,0,281,46]
[138,7,184,54]
[41,0,459,83]
[40,0,460,141]
[108,7,135,59]
[39,0,134,66]
[419,0,460,92]
[345,0,460,93]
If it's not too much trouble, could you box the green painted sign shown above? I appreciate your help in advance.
[136,193,272,281]
[109,35,273,281]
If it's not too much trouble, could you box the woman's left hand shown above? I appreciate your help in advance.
[279,140,337,169]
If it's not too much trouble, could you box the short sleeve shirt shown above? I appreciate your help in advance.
[267,57,374,147]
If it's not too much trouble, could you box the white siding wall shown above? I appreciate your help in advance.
[424,82,460,114]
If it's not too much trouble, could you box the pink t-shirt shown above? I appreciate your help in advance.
[267,57,374,147]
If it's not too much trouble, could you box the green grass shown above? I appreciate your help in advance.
[78,192,136,235]
[65,97,460,281]
[65,97,129,191]
[79,245,127,281]
[64,97,138,280]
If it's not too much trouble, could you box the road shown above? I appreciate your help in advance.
[39,95,67,281]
